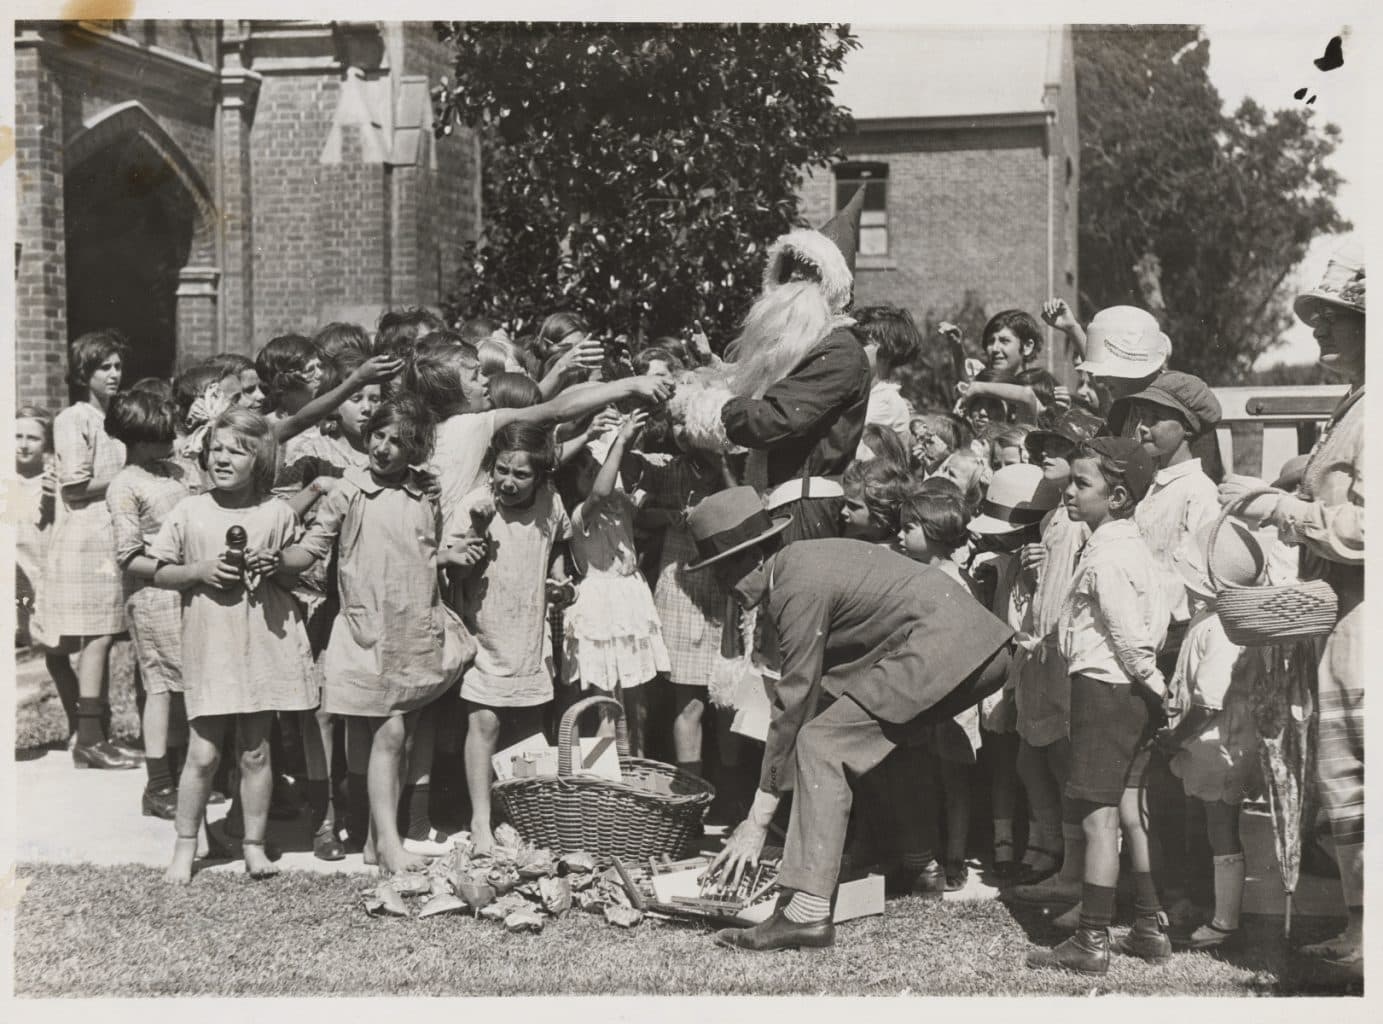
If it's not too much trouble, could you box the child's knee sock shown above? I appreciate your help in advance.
[1133,870,1163,919]
[1058,822,1086,882]
[75,697,106,747]
[305,778,332,835]
[144,755,173,793]
[1078,883,1117,931]
[346,770,369,842]
[1210,852,1245,931]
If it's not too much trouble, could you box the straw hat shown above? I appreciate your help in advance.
[1294,239,1365,325]
[685,487,792,572]
[1172,519,1266,600]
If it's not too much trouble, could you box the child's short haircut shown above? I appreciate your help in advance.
[105,390,178,446]
[460,316,502,347]
[935,448,987,516]
[1015,367,1058,415]
[69,329,131,390]
[173,363,223,424]
[985,423,1030,470]
[313,322,373,364]
[860,423,911,470]
[129,377,175,402]
[477,335,520,377]
[254,334,317,406]
[365,396,435,466]
[376,307,445,355]
[485,371,542,410]
[202,407,279,496]
[853,304,922,376]
[842,458,913,534]
[1074,438,1154,518]
[982,309,1044,362]
[484,421,557,481]
[202,352,254,382]
[901,484,970,552]
[910,413,961,453]
[537,312,589,358]
[16,405,54,450]
[404,337,478,417]
[633,346,685,376]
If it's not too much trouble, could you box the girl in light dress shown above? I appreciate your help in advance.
[561,409,671,756]
[151,408,317,883]
[452,422,573,856]
[44,330,137,770]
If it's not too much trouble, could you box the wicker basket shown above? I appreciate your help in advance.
[1211,490,1337,646]
[491,696,715,865]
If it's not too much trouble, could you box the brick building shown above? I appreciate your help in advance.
[14,20,479,412]
[800,25,1080,380]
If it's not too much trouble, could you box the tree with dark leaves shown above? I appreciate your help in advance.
[433,22,858,347]
[1074,26,1349,383]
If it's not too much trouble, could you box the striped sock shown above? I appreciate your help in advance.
[783,891,831,924]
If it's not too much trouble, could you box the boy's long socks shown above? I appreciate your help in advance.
[1078,883,1117,930]
[1211,853,1246,931]
[75,697,105,747]
[145,755,173,793]
[1132,870,1163,917]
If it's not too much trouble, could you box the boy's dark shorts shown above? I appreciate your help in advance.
[1064,673,1158,806]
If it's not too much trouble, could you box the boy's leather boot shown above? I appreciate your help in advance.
[1116,911,1173,964]
[1025,926,1110,975]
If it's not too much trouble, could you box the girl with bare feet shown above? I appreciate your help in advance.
[150,409,317,883]
[278,398,476,874]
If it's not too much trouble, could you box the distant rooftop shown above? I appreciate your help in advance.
[831,25,1063,122]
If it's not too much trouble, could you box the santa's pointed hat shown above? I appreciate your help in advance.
[763,186,865,313]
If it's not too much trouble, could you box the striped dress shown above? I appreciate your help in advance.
[106,458,200,694]
[40,402,127,638]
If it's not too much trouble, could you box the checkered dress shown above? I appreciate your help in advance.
[630,452,730,688]
[107,459,200,694]
[40,403,127,638]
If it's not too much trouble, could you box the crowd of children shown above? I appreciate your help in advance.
[12,296,1312,972]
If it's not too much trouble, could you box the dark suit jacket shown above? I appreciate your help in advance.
[721,327,871,487]
[757,539,1015,793]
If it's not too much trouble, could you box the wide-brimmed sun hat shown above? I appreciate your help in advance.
[685,486,793,573]
[1172,519,1266,601]
[969,464,1063,535]
[1294,239,1365,325]
[1076,306,1172,380]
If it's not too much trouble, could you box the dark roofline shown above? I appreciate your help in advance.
[851,110,1052,133]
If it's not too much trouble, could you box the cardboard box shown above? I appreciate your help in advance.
[648,859,884,925]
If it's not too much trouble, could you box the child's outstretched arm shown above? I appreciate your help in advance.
[272,353,403,443]
[1041,298,1087,361]
[585,410,647,516]
[960,380,1044,418]
[538,338,606,399]
[496,375,673,432]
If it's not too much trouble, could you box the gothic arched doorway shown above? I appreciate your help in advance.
[64,102,216,394]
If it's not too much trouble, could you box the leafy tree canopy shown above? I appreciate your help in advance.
[1074,25,1349,383]
[433,22,858,346]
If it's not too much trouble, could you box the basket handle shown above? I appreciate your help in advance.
[556,695,630,778]
[1207,487,1281,593]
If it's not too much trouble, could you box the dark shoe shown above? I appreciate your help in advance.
[106,738,146,761]
[1008,859,1061,888]
[944,859,968,892]
[713,908,835,951]
[886,860,946,899]
[72,740,140,771]
[1116,912,1173,964]
[1026,926,1110,976]
[1009,873,1082,906]
[991,838,1019,881]
[313,827,347,862]
[141,784,179,820]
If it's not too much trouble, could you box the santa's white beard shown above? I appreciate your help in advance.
[725,281,833,398]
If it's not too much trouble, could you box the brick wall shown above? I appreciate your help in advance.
[801,125,1051,338]
[15,45,69,412]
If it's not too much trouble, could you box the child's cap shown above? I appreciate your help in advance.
[1023,406,1103,461]
[969,463,1063,535]
[1172,519,1266,600]
[1077,306,1171,379]
[1107,370,1223,437]
[1080,436,1156,501]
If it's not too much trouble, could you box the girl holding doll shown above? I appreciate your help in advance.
[150,408,317,883]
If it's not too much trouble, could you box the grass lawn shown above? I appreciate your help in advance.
[12,863,1360,997]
